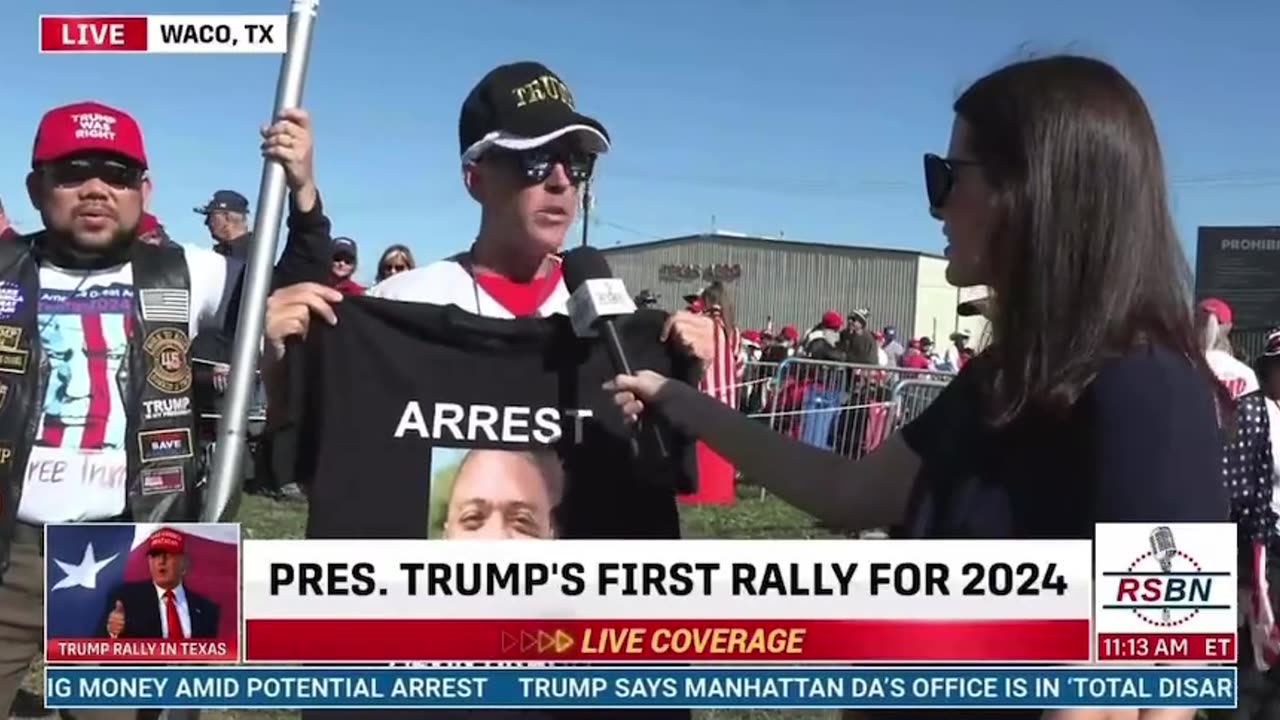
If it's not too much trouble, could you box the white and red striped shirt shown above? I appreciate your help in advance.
[698,318,744,408]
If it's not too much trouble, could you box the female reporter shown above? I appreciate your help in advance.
[607,55,1226,720]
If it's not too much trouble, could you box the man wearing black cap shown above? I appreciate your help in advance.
[195,189,253,260]
[264,61,714,357]
[261,62,700,720]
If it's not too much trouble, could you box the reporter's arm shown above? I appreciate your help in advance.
[650,379,921,532]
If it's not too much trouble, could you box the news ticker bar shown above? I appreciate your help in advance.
[39,16,287,54]
[45,666,1237,709]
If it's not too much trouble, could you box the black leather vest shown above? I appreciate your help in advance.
[0,234,202,579]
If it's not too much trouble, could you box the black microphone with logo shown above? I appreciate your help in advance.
[561,247,671,465]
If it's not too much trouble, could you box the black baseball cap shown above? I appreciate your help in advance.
[332,236,357,260]
[194,190,250,215]
[459,61,610,163]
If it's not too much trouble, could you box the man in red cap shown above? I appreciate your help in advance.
[0,101,327,718]
[102,527,220,640]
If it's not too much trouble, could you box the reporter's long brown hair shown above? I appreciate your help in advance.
[954,55,1231,425]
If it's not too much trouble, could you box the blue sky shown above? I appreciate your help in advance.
[2,0,1276,285]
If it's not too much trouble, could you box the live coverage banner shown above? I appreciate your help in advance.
[241,538,1096,663]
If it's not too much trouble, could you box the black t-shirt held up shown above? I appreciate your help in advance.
[293,298,697,720]
[294,298,699,542]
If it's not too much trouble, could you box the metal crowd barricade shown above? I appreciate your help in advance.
[739,360,783,416]
[740,358,956,499]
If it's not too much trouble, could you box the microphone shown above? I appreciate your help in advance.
[562,247,669,461]
[1149,526,1176,623]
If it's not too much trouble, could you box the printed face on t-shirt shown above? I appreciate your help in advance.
[37,284,131,450]
[442,450,559,540]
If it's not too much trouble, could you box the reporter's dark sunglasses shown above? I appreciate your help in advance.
[923,153,981,210]
[487,147,595,185]
[43,158,145,190]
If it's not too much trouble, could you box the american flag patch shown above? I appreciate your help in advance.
[139,289,190,323]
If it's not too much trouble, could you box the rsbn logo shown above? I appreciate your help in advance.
[1102,526,1227,628]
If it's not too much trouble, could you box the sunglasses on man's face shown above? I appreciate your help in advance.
[332,254,355,265]
[44,158,145,191]
[487,147,595,185]
[923,153,981,210]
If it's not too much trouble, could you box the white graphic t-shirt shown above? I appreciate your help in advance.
[368,258,568,318]
[17,246,228,524]
[1207,349,1259,400]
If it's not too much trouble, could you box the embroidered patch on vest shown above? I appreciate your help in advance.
[0,281,24,320]
[139,289,190,324]
[140,465,185,495]
[143,328,191,394]
[0,324,26,375]
[138,428,193,463]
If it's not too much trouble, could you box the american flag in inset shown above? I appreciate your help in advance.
[138,289,190,323]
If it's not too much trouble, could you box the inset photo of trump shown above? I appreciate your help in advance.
[428,447,564,540]
[44,522,240,663]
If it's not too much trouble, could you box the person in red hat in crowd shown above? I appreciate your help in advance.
[135,212,173,246]
[1198,297,1258,399]
[779,324,798,348]
[740,328,763,362]
[899,338,933,369]
[101,528,220,640]
[0,197,18,242]
[804,310,843,351]
[328,236,365,295]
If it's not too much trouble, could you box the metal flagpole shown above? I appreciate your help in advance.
[203,0,320,523]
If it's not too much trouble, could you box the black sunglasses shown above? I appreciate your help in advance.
[923,153,981,210]
[43,158,144,190]
[332,254,355,264]
[486,147,595,185]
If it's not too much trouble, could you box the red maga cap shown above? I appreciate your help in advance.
[1198,297,1233,326]
[138,213,160,235]
[32,101,147,168]
[147,528,185,555]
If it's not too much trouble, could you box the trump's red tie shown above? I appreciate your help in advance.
[163,590,185,639]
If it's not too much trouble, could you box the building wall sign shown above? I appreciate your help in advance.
[658,263,742,283]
